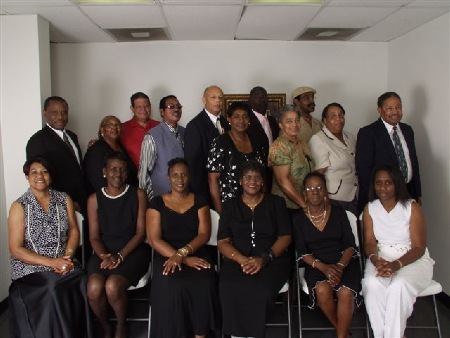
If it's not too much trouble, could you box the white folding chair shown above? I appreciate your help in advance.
[75,211,85,267]
[406,279,443,337]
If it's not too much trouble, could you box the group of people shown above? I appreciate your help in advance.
[7,85,434,338]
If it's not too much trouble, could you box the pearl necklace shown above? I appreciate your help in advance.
[307,206,327,229]
[102,184,129,199]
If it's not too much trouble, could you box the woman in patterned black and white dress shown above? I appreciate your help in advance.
[8,157,92,338]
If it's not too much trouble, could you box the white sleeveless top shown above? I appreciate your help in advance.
[368,199,413,247]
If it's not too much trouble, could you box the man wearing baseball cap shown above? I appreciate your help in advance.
[292,86,322,142]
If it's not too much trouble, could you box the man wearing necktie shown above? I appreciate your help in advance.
[247,86,280,192]
[138,95,185,202]
[26,96,86,214]
[184,85,229,206]
[356,92,422,212]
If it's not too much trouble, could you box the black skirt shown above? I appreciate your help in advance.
[9,268,93,338]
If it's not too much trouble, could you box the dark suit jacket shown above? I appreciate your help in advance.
[355,118,421,211]
[184,110,229,204]
[247,110,279,191]
[26,125,87,213]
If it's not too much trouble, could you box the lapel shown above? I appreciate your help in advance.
[44,126,81,168]
[320,127,349,151]
[375,118,397,155]
[200,110,221,139]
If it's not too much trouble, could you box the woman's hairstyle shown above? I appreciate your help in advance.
[226,101,252,118]
[303,171,327,189]
[239,160,265,179]
[271,104,299,123]
[23,156,55,179]
[98,115,121,139]
[321,102,346,120]
[103,151,128,168]
[368,165,410,204]
[167,157,189,174]
[377,92,401,108]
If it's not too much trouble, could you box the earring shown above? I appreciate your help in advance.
[103,174,106,178]
[101,133,104,137]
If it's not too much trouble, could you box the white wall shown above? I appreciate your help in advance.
[388,13,450,293]
[50,40,387,152]
[0,15,51,301]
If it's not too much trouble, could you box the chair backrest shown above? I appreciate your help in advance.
[75,211,84,247]
[208,209,219,246]
[345,210,359,247]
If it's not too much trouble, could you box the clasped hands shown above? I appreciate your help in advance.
[163,253,211,276]
[372,257,400,277]
[53,255,75,275]
[320,263,343,287]
[99,253,122,270]
[240,256,264,275]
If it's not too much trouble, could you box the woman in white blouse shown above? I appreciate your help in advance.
[309,103,358,215]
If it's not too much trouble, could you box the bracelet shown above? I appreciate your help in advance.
[260,251,273,268]
[337,262,346,268]
[176,252,184,258]
[186,243,194,254]
[117,252,124,262]
[312,259,320,268]
[230,251,237,259]
[368,253,378,261]
[177,247,189,257]
[65,248,74,256]
[396,259,403,269]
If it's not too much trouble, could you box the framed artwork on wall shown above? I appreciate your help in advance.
[222,93,286,117]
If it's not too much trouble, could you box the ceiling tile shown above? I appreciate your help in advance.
[2,5,114,42]
[81,4,166,29]
[162,4,243,40]
[351,7,449,41]
[309,6,398,28]
[236,5,321,40]
[325,0,411,7]
[408,0,450,8]
[1,0,72,6]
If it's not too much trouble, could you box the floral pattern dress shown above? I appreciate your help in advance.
[207,133,265,202]
[268,136,314,209]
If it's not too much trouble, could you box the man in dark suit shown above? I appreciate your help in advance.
[184,85,229,205]
[356,92,421,212]
[247,86,279,191]
[26,96,86,214]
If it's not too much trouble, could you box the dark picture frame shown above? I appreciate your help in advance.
[222,93,286,117]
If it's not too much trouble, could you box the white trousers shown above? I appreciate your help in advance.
[362,247,434,338]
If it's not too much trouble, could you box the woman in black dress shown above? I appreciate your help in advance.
[147,158,220,338]
[84,115,138,195]
[292,172,361,338]
[87,152,150,338]
[217,160,292,338]
[207,102,266,214]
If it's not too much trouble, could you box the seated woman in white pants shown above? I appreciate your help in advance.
[361,165,434,338]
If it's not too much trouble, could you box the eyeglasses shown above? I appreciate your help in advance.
[104,123,121,129]
[165,104,183,110]
[305,185,324,192]
[242,175,263,183]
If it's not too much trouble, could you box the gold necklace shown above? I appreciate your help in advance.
[307,206,327,229]
[243,195,263,212]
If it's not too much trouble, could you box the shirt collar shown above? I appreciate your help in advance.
[205,108,221,125]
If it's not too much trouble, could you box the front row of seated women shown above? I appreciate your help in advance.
[8,156,433,338]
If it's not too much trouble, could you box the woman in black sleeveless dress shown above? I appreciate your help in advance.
[87,152,150,338]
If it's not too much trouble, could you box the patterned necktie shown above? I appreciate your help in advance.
[63,131,78,162]
[215,118,224,135]
[392,126,408,181]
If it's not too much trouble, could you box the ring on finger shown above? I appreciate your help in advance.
[62,265,67,271]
